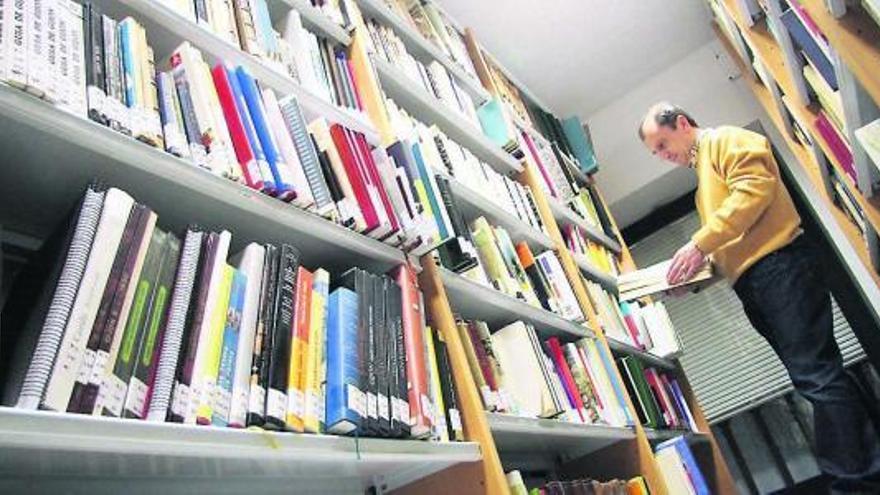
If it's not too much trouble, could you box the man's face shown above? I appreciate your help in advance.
[641,117,693,167]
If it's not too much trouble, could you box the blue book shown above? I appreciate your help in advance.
[595,340,636,426]
[235,66,295,199]
[561,117,598,175]
[118,19,137,108]
[213,269,248,426]
[780,9,838,90]
[657,436,710,495]
[410,141,449,240]
[325,288,361,435]
[476,97,515,148]
[225,65,272,192]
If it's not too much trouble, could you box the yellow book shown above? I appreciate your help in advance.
[302,269,329,433]
[349,28,395,144]
[286,267,312,431]
[424,326,448,442]
[626,476,650,495]
[195,264,234,423]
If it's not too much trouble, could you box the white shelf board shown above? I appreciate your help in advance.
[447,180,554,252]
[0,408,479,494]
[571,252,618,292]
[0,84,411,274]
[606,337,677,371]
[95,0,377,143]
[356,0,489,102]
[267,0,352,46]
[438,267,591,340]
[373,57,522,176]
[487,413,634,463]
[644,427,708,443]
[548,198,622,254]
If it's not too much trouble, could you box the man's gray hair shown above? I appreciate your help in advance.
[638,102,699,141]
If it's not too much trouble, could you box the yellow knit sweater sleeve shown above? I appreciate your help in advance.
[692,131,778,254]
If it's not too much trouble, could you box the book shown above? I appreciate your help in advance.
[286,265,312,432]
[212,267,247,426]
[391,264,431,438]
[227,243,265,427]
[325,287,362,434]
[491,321,559,418]
[618,259,714,301]
[303,268,329,433]
[247,243,278,427]
[265,244,301,429]
[146,227,204,422]
[193,263,234,424]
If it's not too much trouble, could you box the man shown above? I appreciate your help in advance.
[638,102,880,493]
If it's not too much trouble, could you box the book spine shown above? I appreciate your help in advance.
[145,228,203,422]
[210,64,264,191]
[424,325,447,441]
[246,243,277,427]
[156,72,187,157]
[193,264,234,424]
[263,87,315,210]
[264,244,300,428]
[3,0,26,87]
[303,268,328,433]
[212,268,246,425]
[24,0,47,97]
[279,96,336,216]
[170,61,208,168]
[99,227,167,417]
[324,287,361,434]
[124,233,181,419]
[432,327,462,441]
[63,1,83,115]
[227,243,264,427]
[285,265,312,431]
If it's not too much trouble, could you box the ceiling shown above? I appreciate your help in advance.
[437,0,716,117]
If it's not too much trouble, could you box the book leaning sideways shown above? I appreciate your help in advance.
[617,259,715,301]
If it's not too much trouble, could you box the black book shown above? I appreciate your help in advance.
[264,244,300,429]
[82,2,107,125]
[372,273,390,437]
[386,276,409,438]
[338,268,377,436]
[68,203,147,414]
[1,185,106,406]
[432,328,463,441]
[247,244,278,427]
[616,358,648,426]
[434,178,478,274]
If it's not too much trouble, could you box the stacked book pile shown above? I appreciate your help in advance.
[3,185,462,442]
[456,319,632,428]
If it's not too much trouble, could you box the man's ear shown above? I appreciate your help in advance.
[676,114,690,131]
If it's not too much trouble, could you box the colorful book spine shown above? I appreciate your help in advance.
[264,244,300,429]
[227,243,265,427]
[303,268,328,433]
[286,266,312,431]
[211,64,266,192]
[194,264,234,424]
[324,287,361,434]
[212,268,247,426]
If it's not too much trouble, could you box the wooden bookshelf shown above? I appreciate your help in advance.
[714,0,880,290]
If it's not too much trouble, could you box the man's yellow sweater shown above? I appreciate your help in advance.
[692,126,802,282]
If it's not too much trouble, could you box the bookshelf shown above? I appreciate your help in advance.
[0,407,479,493]
[571,253,618,293]
[0,0,736,493]
[100,0,378,142]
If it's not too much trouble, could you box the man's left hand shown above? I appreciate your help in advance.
[667,241,707,286]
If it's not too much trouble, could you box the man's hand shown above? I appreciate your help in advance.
[667,240,707,286]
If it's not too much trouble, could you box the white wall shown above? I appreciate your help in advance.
[586,39,763,228]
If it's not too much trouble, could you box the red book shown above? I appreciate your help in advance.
[815,111,857,184]
[620,302,645,349]
[391,265,431,438]
[210,65,265,191]
[329,124,380,233]
[546,337,585,422]
[644,368,678,428]
[355,132,400,236]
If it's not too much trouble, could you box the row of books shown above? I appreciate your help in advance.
[585,282,681,358]
[2,185,460,442]
[452,216,584,323]
[458,319,632,428]
[364,17,481,128]
[378,0,479,83]
[655,436,710,495]
[563,225,620,277]
[618,356,696,431]
[506,470,649,495]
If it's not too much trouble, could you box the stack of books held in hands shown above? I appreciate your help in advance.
[617,259,714,302]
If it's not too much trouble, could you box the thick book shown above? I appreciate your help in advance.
[286,265,312,432]
[227,243,265,427]
[620,356,663,428]
[657,436,710,495]
[618,259,714,301]
[212,268,247,426]
[337,268,378,436]
[264,244,301,429]
[392,264,431,438]
[561,117,598,175]
[194,263,235,424]
[262,86,314,209]
[123,232,182,419]
[97,226,168,418]
[490,322,558,418]
[146,227,203,422]
[279,95,337,217]
[325,287,361,434]
[5,186,105,409]
[42,189,135,412]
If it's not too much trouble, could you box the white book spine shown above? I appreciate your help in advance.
[5,0,26,87]
[42,189,135,411]
[64,0,86,117]
[0,0,6,81]
[44,0,58,102]
[53,0,70,112]
[24,0,48,97]
[228,243,264,427]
